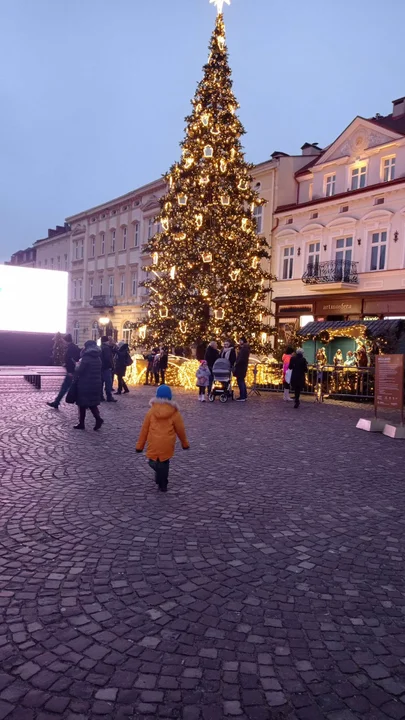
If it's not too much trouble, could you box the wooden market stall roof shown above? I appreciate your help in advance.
[298,319,402,337]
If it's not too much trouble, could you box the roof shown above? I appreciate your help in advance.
[369,112,405,136]
[298,319,402,337]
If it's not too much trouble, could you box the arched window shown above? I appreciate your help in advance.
[122,321,132,345]
[91,321,98,342]
[73,321,80,345]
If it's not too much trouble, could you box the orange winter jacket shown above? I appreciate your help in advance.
[136,399,190,461]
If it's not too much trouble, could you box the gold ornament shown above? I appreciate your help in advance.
[195,214,203,228]
[161,217,169,231]
[164,202,172,211]
[230,269,240,281]
[201,113,210,127]
[200,175,210,185]
[211,126,220,136]
[202,252,213,263]
[202,289,209,297]
[251,256,259,269]
[179,320,187,334]
[184,157,194,169]
[242,218,249,231]
[170,266,176,279]
[204,145,214,158]
[217,35,225,51]
[215,308,225,320]
[152,252,159,265]
[220,159,227,173]
[159,306,168,319]
[238,179,249,190]
[178,194,188,206]
[220,195,230,205]
[139,325,147,340]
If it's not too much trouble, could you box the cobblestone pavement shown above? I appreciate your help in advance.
[1,386,405,720]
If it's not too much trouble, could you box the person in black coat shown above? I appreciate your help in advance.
[100,335,117,403]
[74,341,103,430]
[288,348,308,408]
[144,348,158,385]
[159,346,169,385]
[234,337,250,402]
[47,334,80,409]
[220,340,237,368]
[204,341,219,394]
[114,343,132,394]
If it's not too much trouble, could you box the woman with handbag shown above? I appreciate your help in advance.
[70,340,104,430]
[282,345,294,402]
[114,342,132,395]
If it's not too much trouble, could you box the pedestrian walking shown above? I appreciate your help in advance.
[195,359,211,401]
[47,333,80,409]
[288,348,308,409]
[282,345,294,402]
[114,342,132,395]
[100,335,117,403]
[144,348,158,385]
[204,341,219,394]
[159,346,169,384]
[73,340,104,430]
[220,340,236,367]
[136,385,190,493]
[234,337,250,402]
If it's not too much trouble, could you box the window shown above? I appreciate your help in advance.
[91,322,98,342]
[308,242,320,270]
[122,324,131,344]
[148,219,154,239]
[132,272,138,297]
[310,212,318,220]
[89,278,94,300]
[101,233,105,255]
[90,237,95,257]
[73,321,79,345]
[253,205,263,234]
[382,156,395,182]
[351,165,367,190]
[78,279,83,300]
[111,230,116,253]
[134,222,140,247]
[80,240,84,259]
[285,217,293,225]
[57,256,61,270]
[50,258,54,269]
[120,274,125,297]
[44,259,48,268]
[335,236,353,280]
[74,241,79,260]
[374,197,384,206]
[64,253,68,270]
[73,279,77,300]
[109,276,114,297]
[325,173,336,197]
[282,247,294,280]
[370,231,387,271]
[99,276,103,295]
[122,227,127,250]
[340,205,349,213]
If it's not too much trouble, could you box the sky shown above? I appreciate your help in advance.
[1,0,404,261]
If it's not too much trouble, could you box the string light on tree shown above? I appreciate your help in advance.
[136,0,275,351]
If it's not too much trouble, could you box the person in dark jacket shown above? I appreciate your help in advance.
[234,337,250,402]
[47,334,80,409]
[288,348,308,408]
[74,341,103,430]
[100,335,117,403]
[144,348,158,385]
[159,347,169,385]
[204,341,219,394]
[114,343,131,394]
[220,340,237,367]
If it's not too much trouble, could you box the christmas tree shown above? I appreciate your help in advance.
[51,332,66,366]
[140,0,274,352]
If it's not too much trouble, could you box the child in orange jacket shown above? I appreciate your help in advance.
[136,385,190,492]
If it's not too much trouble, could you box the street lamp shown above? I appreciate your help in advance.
[99,317,110,327]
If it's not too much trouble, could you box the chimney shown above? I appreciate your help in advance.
[392,97,405,118]
[301,142,323,156]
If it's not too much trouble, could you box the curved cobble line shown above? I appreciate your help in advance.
[0,389,405,719]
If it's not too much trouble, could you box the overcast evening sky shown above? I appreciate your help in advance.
[1,0,404,261]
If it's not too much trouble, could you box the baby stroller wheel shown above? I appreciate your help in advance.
[208,393,215,402]
[219,394,228,404]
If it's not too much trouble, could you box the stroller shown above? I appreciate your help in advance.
[209,358,234,403]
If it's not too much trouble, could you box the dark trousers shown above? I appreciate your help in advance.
[54,373,72,406]
[294,387,301,405]
[102,368,113,400]
[237,377,247,400]
[160,369,166,384]
[145,368,153,384]
[154,372,159,384]
[208,370,214,394]
[149,459,170,491]
[116,374,129,393]
[199,386,206,396]
[78,406,100,425]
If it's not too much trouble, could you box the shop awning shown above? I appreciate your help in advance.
[298,319,402,337]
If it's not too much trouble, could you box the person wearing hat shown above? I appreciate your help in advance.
[288,348,308,409]
[73,340,104,430]
[136,385,190,492]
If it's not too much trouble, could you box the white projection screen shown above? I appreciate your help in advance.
[0,265,68,334]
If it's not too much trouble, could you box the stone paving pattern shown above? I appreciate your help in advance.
[0,386,405,719]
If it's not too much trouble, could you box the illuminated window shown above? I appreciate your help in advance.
[325,173,336,197]
[282,247,294,280]
[134,222,140,247]
[370,231,387,271]
[253,205,263,234]
[382,156,395,182]
[351,165,367,190]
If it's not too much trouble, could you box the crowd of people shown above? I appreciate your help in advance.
[198,337,250,402]
[282,346,309,409]
[144,347,169,386]
[47,334,132,429]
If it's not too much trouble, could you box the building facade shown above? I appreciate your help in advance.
[272,97,405,342]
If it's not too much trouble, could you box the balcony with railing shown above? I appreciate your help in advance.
[90,295,116,308]
[302,260,359,290]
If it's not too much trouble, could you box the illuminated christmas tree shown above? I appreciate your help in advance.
[141,0,274,350]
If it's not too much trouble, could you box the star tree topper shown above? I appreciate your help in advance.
[210,0,231,14]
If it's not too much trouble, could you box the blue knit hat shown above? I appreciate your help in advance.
[156,384,172,400]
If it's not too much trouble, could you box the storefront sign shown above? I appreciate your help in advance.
[375,355,404,419]
[363,299,405,315]
[315,299,362,315]
[278,304,313,315]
